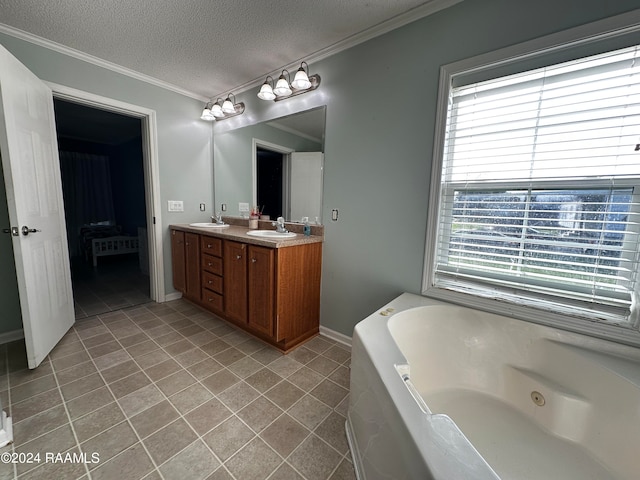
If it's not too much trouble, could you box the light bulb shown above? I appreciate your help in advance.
[200,107,214,121]
[257,81,276,101]
[291,68,311,90]
[222,97,235,114]
[211,103,224,118]
[273,75,292,97]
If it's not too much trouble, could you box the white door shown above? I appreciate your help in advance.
[290,152,324,222]
[0,45,74,368]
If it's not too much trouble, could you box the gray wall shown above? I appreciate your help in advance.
[1,0,638,338]
[215,0,640,337]
[0,33,211,334]
[215,121,322,217]
[0,159,22,333]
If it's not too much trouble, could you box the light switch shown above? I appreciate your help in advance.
[168,200,184,212]
[199,203,206,211]
[239,202,250,213]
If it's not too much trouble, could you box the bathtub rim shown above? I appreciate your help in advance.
[346,293,500,480]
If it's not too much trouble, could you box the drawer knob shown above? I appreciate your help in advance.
[236,255,241,260]
[207,244,212,248]
[208,280,212,284]
[252,258,257,263]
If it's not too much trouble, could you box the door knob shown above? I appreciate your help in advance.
[21,226,41,236]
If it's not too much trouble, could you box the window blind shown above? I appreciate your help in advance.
[435,44,640,324]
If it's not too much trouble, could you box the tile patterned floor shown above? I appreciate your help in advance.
[0,300,355,480]
[72,255,151,319]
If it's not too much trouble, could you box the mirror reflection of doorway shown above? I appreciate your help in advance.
[256,146,285,220]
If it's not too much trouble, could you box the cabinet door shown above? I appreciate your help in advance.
[185,233,201,300]
[248,245,275,337]
[171,230,186,293]
[224,241,247,324]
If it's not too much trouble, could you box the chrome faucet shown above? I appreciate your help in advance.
[272,216,288,233]
[211,212,225,225]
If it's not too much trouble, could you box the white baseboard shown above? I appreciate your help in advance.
[163,292,183,302]
[319,325,352,348]
[0,329,24,345]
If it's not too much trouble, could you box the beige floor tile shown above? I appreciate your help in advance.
[260,413,310,457]
[203,415,255,462]
[143,419,198,465]
[184,398,232,436]
[80,420,138,468]
[91,442,155,480]
[237,396,282,433]
[264,380,305,410]
[168,383,214,414]
[288,434,343,480]
[72,402,126,443]
[159,440,220,480]
[2,296,353,480]
[225,437,282,480]
[129,400,180,439]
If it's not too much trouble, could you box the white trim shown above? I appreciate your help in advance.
[0,24,207,102]
[251,138,295,210]
[422,9,640,348]
[0,329,24,345]
[46,82,165,303]
[164,292,183,302]
[320,325,352,348]
[208,0,464,99]
[0,0,460,103]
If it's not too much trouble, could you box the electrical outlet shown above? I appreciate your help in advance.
[331,209,339,221]
[239,202,250,213]
[168,200,184,212]
[199,203,206,211]
[221,203,227,212]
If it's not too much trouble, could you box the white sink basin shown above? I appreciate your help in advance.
[189,222,229,228]
[246,230,296,239]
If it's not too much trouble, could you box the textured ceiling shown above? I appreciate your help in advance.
[0,0,458,100]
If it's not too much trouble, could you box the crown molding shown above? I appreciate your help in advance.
[0,23,208,102]
[218,0,464,98]
[0,0,461,103]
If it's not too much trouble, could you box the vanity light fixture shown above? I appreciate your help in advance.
[257,76,276,100]
[200,94,245,121]
[257,61,320,102]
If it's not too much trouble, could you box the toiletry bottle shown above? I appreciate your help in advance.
[303,217,311,236]
[249,206,259,229]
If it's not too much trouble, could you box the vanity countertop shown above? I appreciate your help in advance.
[170,224,324,248]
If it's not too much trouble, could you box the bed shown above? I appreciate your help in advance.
[91,236,139,267]
[78,223,139,267]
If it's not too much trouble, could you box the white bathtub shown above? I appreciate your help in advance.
[346,293,640,480]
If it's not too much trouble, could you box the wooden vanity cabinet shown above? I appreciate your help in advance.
[223,241,247,324]
[171,227,322,352]
[247,245,275,337]
[171,230,200,301]
[201,237,223,313]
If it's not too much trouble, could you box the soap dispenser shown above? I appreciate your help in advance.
[302,216,311,236]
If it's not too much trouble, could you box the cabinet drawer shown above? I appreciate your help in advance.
[202,254,223,274]
[202,289,223,311]
[201,237,222,257]
[203,272,223,294]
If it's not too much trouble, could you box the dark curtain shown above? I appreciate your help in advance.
[59,151,116,257]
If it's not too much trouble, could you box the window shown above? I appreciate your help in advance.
[425,26,640,344]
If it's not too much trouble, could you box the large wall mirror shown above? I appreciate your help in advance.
[213,106,326,223]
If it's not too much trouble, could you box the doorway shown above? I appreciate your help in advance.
[256,146,284,220]
[54,99,150,318]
